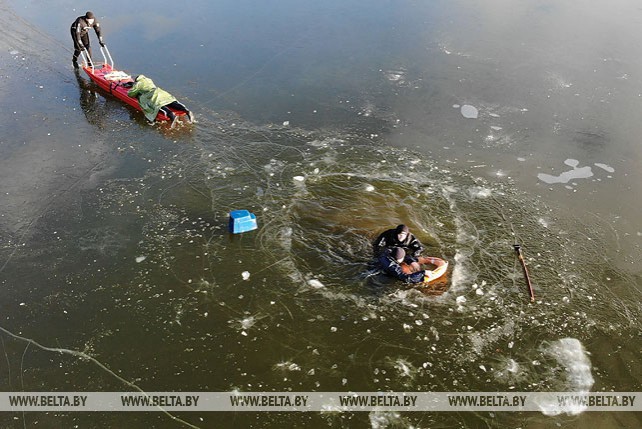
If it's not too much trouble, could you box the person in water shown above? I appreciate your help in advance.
[378,247,447,284]
[400,254,448,279]
[125,75,194,127]
[71,11,105,69]
[373,224,424,259]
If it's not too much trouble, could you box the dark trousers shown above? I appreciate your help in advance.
[71,28,91,63]
[159,101,189,120]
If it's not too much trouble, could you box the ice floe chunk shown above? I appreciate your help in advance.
[469,187,491,198]
[240,316,255,330]
[594,163,614,173]
[460,104,479,119]
[275,361,301,371]
[308,279,325,289]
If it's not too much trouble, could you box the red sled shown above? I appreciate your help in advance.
[79,47,187,123]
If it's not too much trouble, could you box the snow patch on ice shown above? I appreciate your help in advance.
[538,159,593,184]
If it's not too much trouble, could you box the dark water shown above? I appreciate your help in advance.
[1,0,641,428]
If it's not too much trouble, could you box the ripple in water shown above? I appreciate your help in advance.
[84,121,640,422]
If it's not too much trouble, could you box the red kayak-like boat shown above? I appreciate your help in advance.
[79,47,186,122]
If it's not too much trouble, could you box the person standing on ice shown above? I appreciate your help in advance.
[71,11,105,69]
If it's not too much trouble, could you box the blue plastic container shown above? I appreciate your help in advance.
[229,210,258,234]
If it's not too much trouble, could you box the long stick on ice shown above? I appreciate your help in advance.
[513,244,535,302]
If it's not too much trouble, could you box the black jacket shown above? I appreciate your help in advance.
[377,249,425,284]
[373,228,423,257]
[71,16,102,47]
